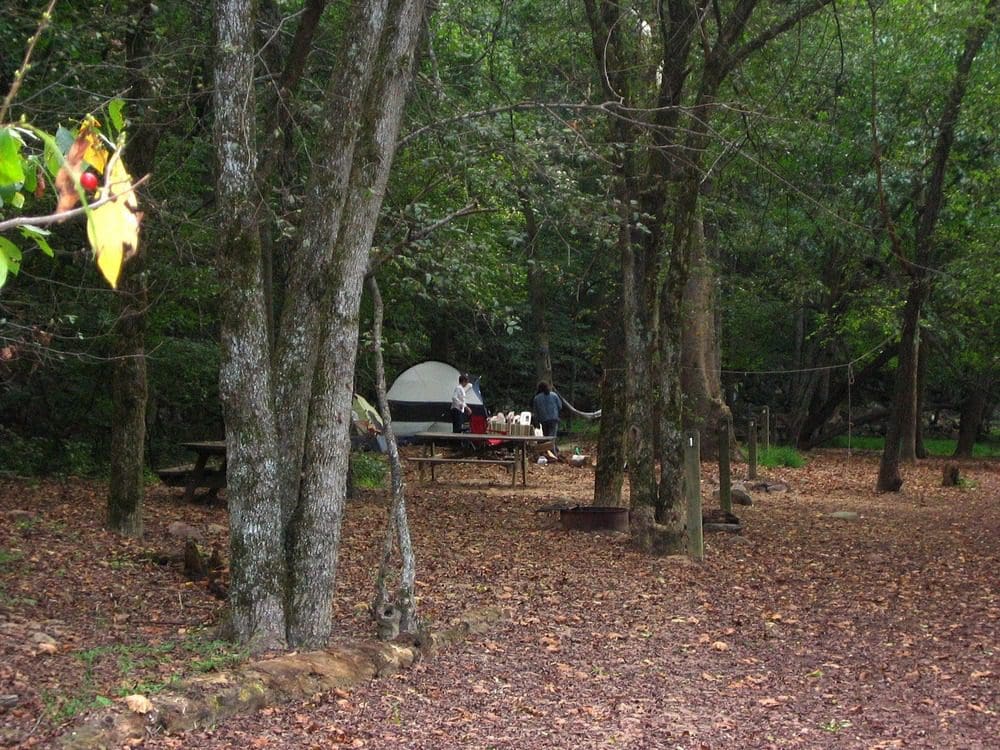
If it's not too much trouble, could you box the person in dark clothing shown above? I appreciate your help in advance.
[532,381,562,448]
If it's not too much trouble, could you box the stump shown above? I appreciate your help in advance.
[942,462,960,487]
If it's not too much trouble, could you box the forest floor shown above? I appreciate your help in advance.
[1,447,998,749]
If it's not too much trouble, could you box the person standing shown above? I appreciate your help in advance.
[451,373,472,433]
[532,381,562,447]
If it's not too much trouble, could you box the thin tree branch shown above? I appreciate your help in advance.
[0,174,150,234]
[0,0,58,124]
[726,0,835,75]
[366,202,492,275]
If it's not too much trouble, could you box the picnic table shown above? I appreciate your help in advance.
[410,431,554,487]
[156,440,227,503]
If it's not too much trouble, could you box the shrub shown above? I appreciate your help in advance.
[758,445,806,468]
[351,452,387,489]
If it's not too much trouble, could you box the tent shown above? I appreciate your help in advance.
[387,360,486,436]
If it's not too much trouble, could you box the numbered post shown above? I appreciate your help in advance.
[762,406,770,452]
[684,430,704,562]
[748,418,758,480]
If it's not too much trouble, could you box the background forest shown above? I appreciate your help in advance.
[0,0,996,472]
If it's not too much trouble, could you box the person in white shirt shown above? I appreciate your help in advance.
[451,373,472,433]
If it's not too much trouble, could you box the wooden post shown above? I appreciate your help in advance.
[719,419,732,514]
[748,418,758,480]
[762,406,770,452]
[684,430,703,562]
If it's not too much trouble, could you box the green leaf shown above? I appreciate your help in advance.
[0,237,23,288]
[108,99,125,132]
[10,191,24,209]
[55,126,75,155]
[0,128,26,186]
[20,225,54,257]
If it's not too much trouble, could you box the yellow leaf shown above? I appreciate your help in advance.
[86,156,142,288]
[81,116,109,172]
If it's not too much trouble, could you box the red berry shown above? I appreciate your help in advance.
[80,172,99,192]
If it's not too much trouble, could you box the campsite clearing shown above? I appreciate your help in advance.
[2,449,998,749]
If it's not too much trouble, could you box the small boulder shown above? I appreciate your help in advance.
[712,487,754,506]
[167,521,203,542]
[829,511,859,521]
[3,509,34,524]
[30,631,56,646]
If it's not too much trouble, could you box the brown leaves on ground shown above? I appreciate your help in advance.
[1,448,998,748]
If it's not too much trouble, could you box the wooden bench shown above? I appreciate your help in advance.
[156,465,227,489]
[407,456,516,486]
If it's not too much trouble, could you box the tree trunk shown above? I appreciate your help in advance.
[898,319,921,463]
[681,209,729,458]
[954,383,987,458]
[520,192,552,386]
[876,283,924,491]
[286,0,428,648]
[368,276,417,635]
[272,0,394,531]
[913,334,929,459]
[106,0,157,539]
[214,0,288,651]
[593,309,625,506]
[583,0,834,554]
[873,0,996,490]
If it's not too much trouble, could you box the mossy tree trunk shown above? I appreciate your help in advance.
[214,0,429,650]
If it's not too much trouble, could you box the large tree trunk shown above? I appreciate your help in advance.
[107,0,157,538]
[876,283,924,491]
[107,269,147,538]
[898,318,922,463]
[681,209,729,459]
[272,0,393,531]
[287,0,428,648]
[954,383,987,458]
[214,0,288,650]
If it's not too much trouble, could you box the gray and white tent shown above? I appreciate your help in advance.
[387,360,486,436]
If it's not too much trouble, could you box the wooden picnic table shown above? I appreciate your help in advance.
[411,431,554,487]
[156,440,227,503]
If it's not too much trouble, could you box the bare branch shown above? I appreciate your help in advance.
[0,0,58,124]
[367,202,492,275]
[0,174,150,235]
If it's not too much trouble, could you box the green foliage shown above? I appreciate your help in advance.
[352,452,387,490]
[758,446,807,469]
[825,436,1000,459]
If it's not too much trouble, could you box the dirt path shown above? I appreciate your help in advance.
[2,450,998,748]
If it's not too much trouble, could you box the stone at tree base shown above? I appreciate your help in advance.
[167,521,203,542]
[713,485,754,506]
[56,606,503,749]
